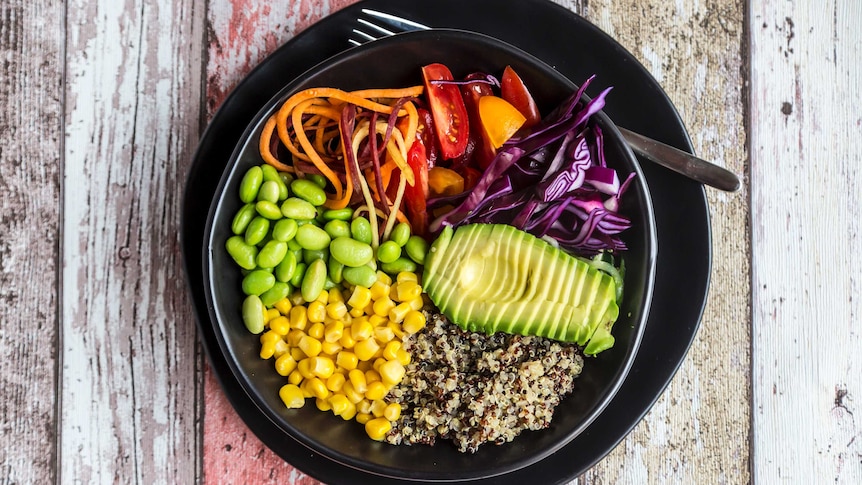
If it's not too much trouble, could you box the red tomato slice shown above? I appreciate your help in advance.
[403,140,429,237]
[461,166,482,191]
[454,75,496,171]
[501,66,541,128]
[422,63,470,160]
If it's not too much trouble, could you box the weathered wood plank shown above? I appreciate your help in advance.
[750,1,862,482]
[0,1,63,484]
[61,0,206,483]
[202,1,354,483]
[557,0,751,483]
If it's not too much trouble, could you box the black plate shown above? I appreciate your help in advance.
[181,0,711,483]
[202,29,656,482]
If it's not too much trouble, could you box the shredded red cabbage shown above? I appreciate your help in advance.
[428,76,633,256]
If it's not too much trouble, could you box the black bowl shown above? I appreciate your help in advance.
[202,29,657,481]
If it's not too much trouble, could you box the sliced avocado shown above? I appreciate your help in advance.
[423,224,620,352]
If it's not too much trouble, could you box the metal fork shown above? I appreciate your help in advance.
[348,9,741,192]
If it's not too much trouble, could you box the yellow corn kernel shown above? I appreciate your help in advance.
[328,287,344,304]
[279,384,305,409]
[340,403,357,421]
[355,412,372,425]
[365,381,388,401]
[298,335,322,357]
[307,322,325,340]
[336,351,358,371]
[260,341,276,360]
[395,348,411,366]
[297,358,315,380]
[387,320,404,340]
[349,286,372,309]
[260,330,281,345]
[357,399,372,415]
[289,305,308,330]
[368,314,387,327]
[269,316,291,335]
[396,271,418,283]
[357,359,373,372]
[373,296,395,317]
[342,381,364,404]
[328,393,352,416]
[372,357,387,372]
[388,302,411,323]
[309,356,335,379]
[306,377,329,399]
[315,288,329,304]
[325,301,348,320]
[265,308,281,323]
[307,300,326,323]
[348,306,365,318]
[375,271,392,286]
[326,372,346,392]
[374,326,395,343]
[273,339,289,358]
[274,297,293,315]
[407,296,423,311]
[348,369,368,393]
[369,280,390,301]
[286,328,305,347]
[351,317,373,341]
[395,281,422,303]
[324,320,344,343]
[354,338,380,361]
[383,402,402,421]
[290,346,306,362]
[299,383,313,399]
[382,341,401,361]
[321,340,342,356]
[289,289,305,305]
[274,353,297,376]
[316,397,332,412]
[402,310,426,334]
[379,360,406,386]
[287,369,304,385]
[339,332,356,349]
[365,417,392,441]
[363,300,375,316]
[370,399,388,418]
[388,284,399,301]
[365,370,382,386]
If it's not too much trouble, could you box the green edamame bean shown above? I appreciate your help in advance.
[404,235,429,265]
[260,282,291,308]
[242,295,265,334]
[290,179,327,206]
[302,248,329,265]
[239,166,263,203]
[287,238,302,252]
[272,218,298,242]
[328,257,344,284]
[225,236,258,270]
[257,180,280,203]
[301,259,327,302]
[242,269,275,296]
[323,277,337,291]
[231,203,256,235]
[329,237,374,267]
[381,257,417,275]
[391,222,411,247]
[275,251,297,283]
[278,171,295,187]
[255,200,283,220]
[350,217,373,245]
[307,173,327,189]
[257,240,287,269]
[322,208,354,221]
[376,240,401,264]
[289,262,307,288]
[244,216,270,246]
[261,165,289,200]
[342,265,377,288]
[295,224,331,251]
[324,219,351,239]
[280,197,317,220]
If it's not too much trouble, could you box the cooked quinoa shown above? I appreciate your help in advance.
[385,309,584,453]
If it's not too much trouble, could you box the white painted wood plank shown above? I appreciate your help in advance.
[61,0,206,482]
[0,1,63,483]
[751,0,862,482]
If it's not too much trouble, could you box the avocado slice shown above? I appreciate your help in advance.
[423,224,620,354]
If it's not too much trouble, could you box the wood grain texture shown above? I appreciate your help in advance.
[0,1,63,484]
[60,0,205,483]
[556,0,751,483]
[750,1,862,482]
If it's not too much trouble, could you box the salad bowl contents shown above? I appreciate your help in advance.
[204,29,655,480]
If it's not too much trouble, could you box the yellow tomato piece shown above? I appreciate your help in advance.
[478,95,526,149]
[427,167,464,197]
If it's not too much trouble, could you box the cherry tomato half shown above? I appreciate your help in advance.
[454,74,496,171]
[501,65,541,128]
[403,140,429,237]
[422,63,470,160]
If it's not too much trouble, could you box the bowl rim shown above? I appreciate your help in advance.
[201,27,657,481]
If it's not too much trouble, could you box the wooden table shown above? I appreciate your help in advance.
[3,0,859,483]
